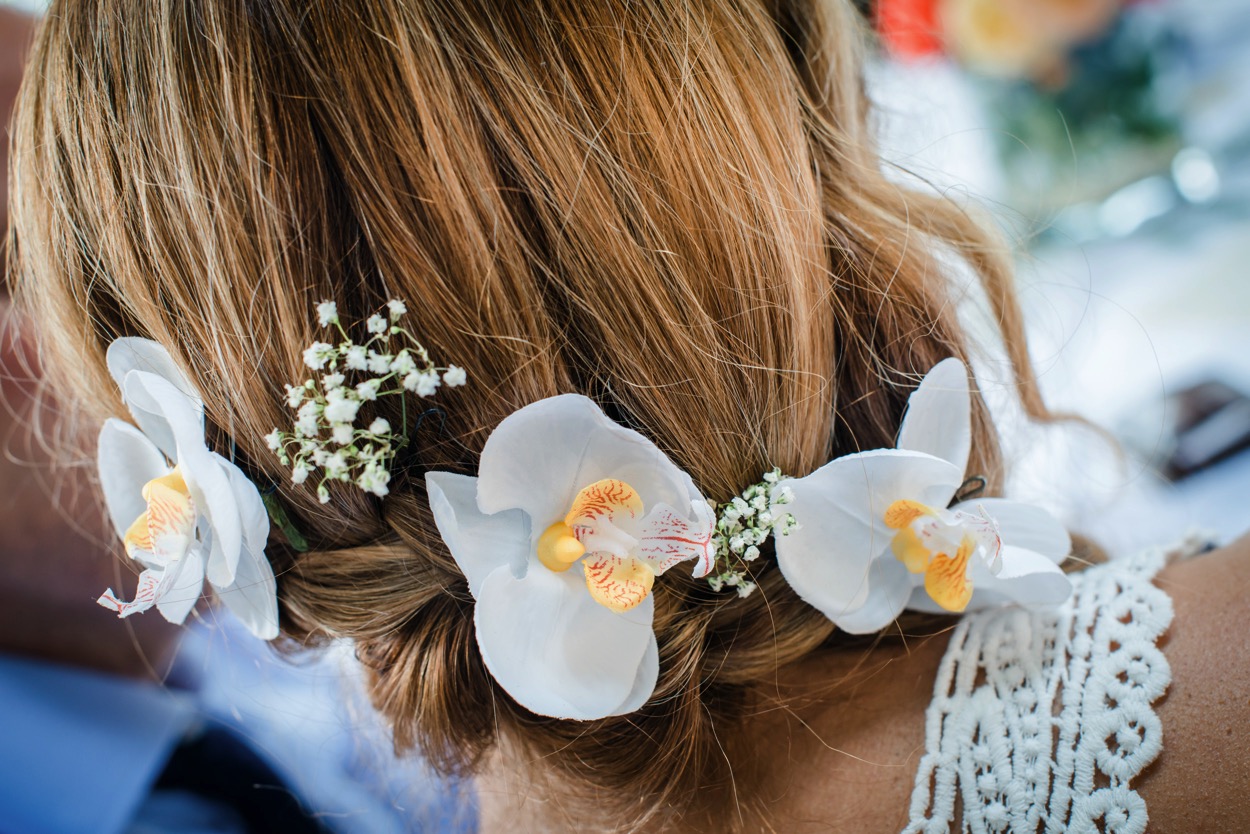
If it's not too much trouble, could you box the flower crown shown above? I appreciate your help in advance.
[97,303,1072,719]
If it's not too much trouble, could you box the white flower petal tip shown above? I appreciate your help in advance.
[475,565,656,720]
[97,337,278,641]
[897,357,972,472]
[776,359,1073,631]
[428,395,714,720]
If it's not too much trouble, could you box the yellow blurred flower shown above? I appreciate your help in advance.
[939,0,1122,80]
[940,0,1060,78]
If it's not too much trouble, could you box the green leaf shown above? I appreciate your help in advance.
[262,491,310,552]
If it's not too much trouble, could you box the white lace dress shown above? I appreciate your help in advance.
[902,545,1184,834]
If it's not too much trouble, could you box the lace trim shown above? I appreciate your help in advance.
[903,546,1184,834]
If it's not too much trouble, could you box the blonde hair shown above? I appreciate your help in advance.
[11,0,1048,828]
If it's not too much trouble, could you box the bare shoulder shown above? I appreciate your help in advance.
[1137,532,1250,833]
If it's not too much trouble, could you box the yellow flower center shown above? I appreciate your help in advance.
[884,498,976,613]
[535,478,655,614]
[124,467,196,561]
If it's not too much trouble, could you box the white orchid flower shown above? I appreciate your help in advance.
[775,358,1072,633]
[96,338,278,640]
[425,395,716,720]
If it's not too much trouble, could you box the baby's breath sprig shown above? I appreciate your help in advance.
[707,468,799,598]
[265,299,466,504]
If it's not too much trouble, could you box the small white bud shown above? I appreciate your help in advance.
[367,352,393,374]
[345,345,368,370]
[390,350,417,375]
[316,301,339,327]
[771,485,794,505]
[357,462,391,497]
[323,389,361,424]
[302,341,334,370]
[325,451,349,477]
[415,371,440,397]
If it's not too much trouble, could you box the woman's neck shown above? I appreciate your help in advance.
[475,630,951,833]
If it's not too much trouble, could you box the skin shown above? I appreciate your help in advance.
[479,534,1250,832]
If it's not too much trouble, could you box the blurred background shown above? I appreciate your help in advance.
[1,1,1247,832]
[862,0,1250,557]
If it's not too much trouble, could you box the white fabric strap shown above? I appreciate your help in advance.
[903,546,1179,834]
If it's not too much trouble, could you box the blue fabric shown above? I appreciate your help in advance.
[126,790,248,834]
[0,653,196,834]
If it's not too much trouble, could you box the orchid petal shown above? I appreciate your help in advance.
[583,554,654,613]
[906,546,1073,613]
[477,394,698,534]
[969,545,1073,607]
[154,550,205,625]
[136,471,197,562]
[97,569,163,619]
[212,464,278,639]
[97,549,205,624]
[107,338,202,460]
[474,562,655,720]
[97,419,169,539]
[426,471,530,596]
[566,478,643,528]
[776,448,962,618]
[896,358,972,472]
[612,636,659,716]
[225,459,271,563]
[125,372,242,585]
[635,500,716,578]
[923,536,976,612]
[826,556,914,634]
[564,479,643,555]
[194,453,246,588]
[214,543,279,640]
[957,497,1071,564]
